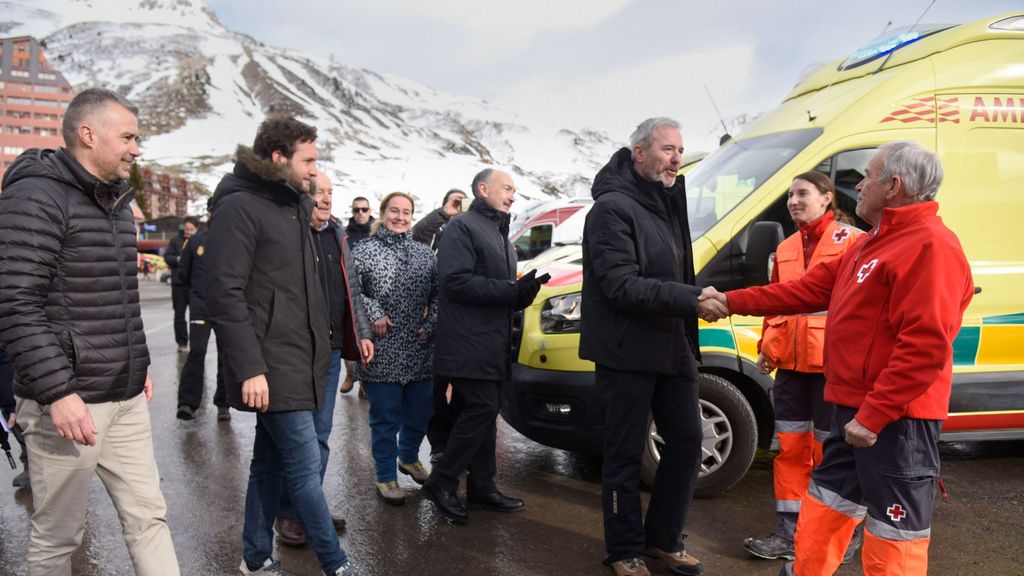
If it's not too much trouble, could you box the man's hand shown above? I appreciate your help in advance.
[417,327,430,343]
[242,374,270,412]
[6,412,15,431]
[372,315,393,338]
[844,418,878,447]
[360,339,375,365]
[756,353,775,375]
[50,393,97,446]
[443,195,463,217]
[515,270,551,309]
[697,286,729,322]
[144,374,154,402]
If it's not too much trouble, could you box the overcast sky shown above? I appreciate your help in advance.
[206,0,1020,152]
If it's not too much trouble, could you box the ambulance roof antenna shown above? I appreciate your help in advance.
[704,84,731,145]
[875,0,936,74]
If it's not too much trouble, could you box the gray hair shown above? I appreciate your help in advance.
[62,88,138,149]
[470,168,494,198]
[628,117,681,160]
[878,141,943,202]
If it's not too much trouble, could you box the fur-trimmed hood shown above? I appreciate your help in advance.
[210,145,306,210]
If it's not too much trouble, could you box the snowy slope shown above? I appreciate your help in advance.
[1,0,617,215]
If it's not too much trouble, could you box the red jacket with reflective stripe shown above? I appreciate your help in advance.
[728,202,973,433]
[760,215,863,372]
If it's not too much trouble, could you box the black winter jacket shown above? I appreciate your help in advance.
[579,147,701,375]
[206,146,330,412]
[179,229,209,318]
[0,148,150,404]
[163,230,186,285]
[346,218,374,246]
[434,198,518,381]
[412,207,450,249]
[316,217,372,355]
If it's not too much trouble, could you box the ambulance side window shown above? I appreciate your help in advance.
[816,148,875,231]
[513,224,553,260]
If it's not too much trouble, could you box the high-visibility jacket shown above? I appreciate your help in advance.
[761,219,862,373]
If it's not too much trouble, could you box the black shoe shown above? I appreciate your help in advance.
[421,481,469,524]
[466,489,525,513]
[743,534,795,560]
[176,405,195,420]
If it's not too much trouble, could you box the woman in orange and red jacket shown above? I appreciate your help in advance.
[743,172,863,562]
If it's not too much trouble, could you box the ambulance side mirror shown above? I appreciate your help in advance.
[744,221,785,286]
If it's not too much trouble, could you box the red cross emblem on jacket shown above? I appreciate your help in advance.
[832,227,850,243]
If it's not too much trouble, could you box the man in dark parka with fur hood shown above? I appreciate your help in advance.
[580,118,711,576]
[206,116,365,576]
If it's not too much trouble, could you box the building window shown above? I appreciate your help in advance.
[6,97,32,106]
[34,85,58,93]
[34,99,59,108]
[3,146,25,155]
[10,70,30,78]
[38,73,57,81]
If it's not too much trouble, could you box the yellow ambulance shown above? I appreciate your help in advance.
[501,11,1024,496]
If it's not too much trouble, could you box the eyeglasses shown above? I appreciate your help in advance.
[352,207,370,213]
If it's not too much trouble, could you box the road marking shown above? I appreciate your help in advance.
[145,320,175,336]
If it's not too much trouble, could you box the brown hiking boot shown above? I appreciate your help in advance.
[340,374,354,394]
[274,517,307,547]
[644,545,703,576]
[610,558,650,576]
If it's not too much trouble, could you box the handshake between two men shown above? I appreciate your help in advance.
[697,286,729,323]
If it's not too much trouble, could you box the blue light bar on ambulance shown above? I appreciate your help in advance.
[839,24,953,71]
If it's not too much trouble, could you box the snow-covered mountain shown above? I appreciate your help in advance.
[1,0,617,214]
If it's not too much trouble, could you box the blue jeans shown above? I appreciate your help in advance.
[279,349,342,519]
[363,379,433,483]
[243,409,346,573]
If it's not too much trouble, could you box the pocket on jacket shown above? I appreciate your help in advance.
[802,315,827,370]
[57,329,79,371]
[258,289,278,340]
[761,315,793,365]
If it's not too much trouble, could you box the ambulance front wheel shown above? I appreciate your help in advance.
[641,372,759,498]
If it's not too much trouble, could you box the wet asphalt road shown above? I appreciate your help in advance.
[1,280,1022,576]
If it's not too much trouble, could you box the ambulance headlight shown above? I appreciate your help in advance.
[540,292,582,334]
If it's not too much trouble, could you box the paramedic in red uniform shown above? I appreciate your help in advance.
[742,172,864,562]
[705,141,973,576]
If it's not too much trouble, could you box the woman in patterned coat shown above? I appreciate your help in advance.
[353,192,438,505]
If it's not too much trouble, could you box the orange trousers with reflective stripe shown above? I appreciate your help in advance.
[774,432,822,504]
[793,496,931,576]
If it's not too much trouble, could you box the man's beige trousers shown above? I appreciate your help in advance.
[17,392,180,576]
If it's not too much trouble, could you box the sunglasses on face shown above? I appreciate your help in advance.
[352,207,370,213]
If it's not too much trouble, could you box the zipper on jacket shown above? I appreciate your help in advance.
[111,187,134,401]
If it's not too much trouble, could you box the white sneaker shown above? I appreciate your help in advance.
[239,558,296,575]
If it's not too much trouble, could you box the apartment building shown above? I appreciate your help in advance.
[0,36,74,180]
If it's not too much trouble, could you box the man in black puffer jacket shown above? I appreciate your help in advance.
[421,168,548,524]
[207,116,370,576]
[581,118,722,576]
[0,88,179,574]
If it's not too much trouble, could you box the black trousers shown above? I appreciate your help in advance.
[429,377,498,494]
[426,375,464,455]
[597,363,703,563]
[177,319,226,409]
[171,284,189,347]
[812,406,941,538]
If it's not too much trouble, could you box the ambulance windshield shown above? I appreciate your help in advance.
[685,128,822,239]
